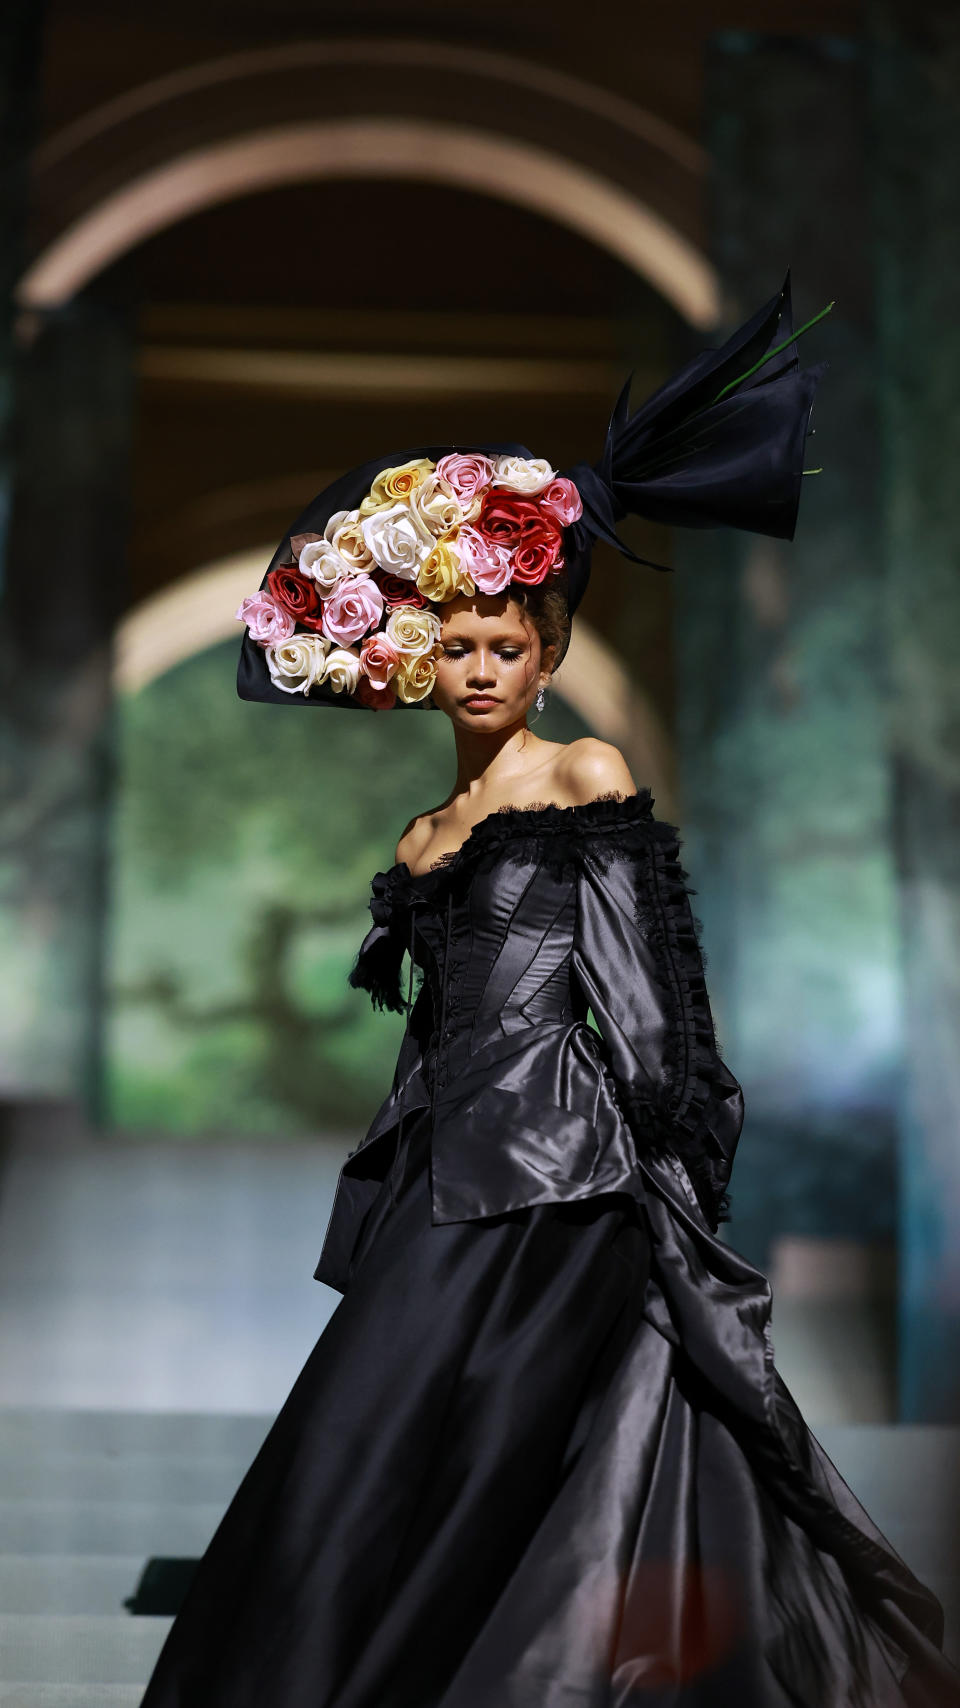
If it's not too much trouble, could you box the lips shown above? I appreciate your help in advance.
[463,696,499,707]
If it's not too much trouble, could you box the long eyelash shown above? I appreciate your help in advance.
[443,648,523,659]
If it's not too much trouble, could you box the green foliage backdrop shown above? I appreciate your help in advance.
[106,642,588,1140]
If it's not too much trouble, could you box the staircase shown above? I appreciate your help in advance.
[0,1410,956,1703]
[0,1409,269,1706]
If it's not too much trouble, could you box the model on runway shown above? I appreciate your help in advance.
[140,274,960,1706]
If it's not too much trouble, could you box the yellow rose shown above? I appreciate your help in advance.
[358,458,435,517]
[395,649,440,704]
[385,604,441,658]
[416,537,476,604]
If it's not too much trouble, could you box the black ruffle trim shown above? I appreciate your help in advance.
[348,789,657,1011]
[586,815,734,1233]
[347,869,414,1014]
[347,923,406,1014]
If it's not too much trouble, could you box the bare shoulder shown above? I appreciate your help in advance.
[557,737,638,804]
[394,812,427,870]
[395,803,448,870]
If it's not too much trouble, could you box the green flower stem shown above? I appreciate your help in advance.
[711,300,835,405]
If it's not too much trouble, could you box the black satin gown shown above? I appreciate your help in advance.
[139,790,960,1707]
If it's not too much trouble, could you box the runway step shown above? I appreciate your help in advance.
[0,1616,171,1685]
[0,1688,145,1707]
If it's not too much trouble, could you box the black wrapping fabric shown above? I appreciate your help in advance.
[562,268,827,612]
[237,271,827,710]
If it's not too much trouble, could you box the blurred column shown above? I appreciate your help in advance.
[0,2,46,1096]
[870,0,960,1420]
[679,37,901,1280]
[0,299,134,1117]
[0,1,42,524]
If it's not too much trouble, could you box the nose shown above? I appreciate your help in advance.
[465,648,496,686]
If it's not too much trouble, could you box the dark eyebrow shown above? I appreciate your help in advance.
[442,632,526,643]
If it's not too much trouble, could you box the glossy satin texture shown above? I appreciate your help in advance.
[138,791,960,1708]
[315,789,742,1294]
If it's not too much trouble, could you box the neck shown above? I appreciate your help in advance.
[449,718,546,801]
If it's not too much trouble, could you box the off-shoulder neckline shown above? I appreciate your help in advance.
[381,786,655,890]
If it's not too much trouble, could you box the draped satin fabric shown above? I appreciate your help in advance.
[139,791,960,1708]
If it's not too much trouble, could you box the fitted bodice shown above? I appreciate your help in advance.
[400,851,586,1091]
[331,788,745,1275]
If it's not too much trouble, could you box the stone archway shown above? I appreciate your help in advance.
[21,40,718,327]
[7,40,703,1109]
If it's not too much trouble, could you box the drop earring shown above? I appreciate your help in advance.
[535,684,546,714]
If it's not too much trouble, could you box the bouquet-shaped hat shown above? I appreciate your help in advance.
[237,270,830,712]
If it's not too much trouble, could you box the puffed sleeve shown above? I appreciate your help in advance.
[570,816,744,1233]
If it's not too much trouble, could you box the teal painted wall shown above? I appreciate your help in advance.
[105,640,590,1139]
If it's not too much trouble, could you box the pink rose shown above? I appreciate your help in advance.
[321,574,384,646]
[455,526,514,594]
[236,591,296,645]
[360,632,401,690]
[539,477,583,526]
[435,452,495,505]
[355,675,397,710]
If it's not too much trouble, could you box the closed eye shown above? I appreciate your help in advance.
[443,647,524,659]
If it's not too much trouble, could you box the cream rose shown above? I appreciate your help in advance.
[362,502,435,579]
[395,649,441,704]
[416,537,475,603]
[329,509,374,573]
[298,538,350,596]
[321,646,362,695]
[358,458,435,517]
[411,471,472,537]
[492,454,556,494]
[385,604,442,658]
[264,632,330,695]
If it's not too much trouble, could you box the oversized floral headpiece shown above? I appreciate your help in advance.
[237,271,830,712]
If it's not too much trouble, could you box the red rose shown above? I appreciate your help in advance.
[374,570,428,610]
[478,491,563,551]
[267,566,323,624]
[510,539,565,585]
[354,674,397,710]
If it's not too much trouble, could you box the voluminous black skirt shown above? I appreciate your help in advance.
[140,1111,959,1708]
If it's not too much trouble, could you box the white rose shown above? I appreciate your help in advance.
[264,632,330,695]
[411,471,467,537]
[298,538,351,596]
[385,605,442,658]
[321,646,361,695]
[361,501,435,579]
[492,454,556,494]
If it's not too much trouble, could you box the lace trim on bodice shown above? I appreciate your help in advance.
[392,786,655,891]
[348,790,655,1014]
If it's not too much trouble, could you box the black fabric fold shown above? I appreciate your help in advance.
[562,268,829,614]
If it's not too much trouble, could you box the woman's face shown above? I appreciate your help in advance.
[430,592,555,731]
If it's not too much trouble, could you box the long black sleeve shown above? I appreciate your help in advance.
[571,816,744,1233]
